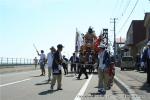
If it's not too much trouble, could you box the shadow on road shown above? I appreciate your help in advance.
[30,75,43,77]
[90,92,105,97]
[39,89,58,95]
[94,86,98,88]
[140,83,150,93]
[35,81,50,85]
[111,90,125,95]
[139,71,146,73]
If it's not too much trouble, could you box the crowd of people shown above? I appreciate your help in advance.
[120,41,150,85]
[33,43,115,95]
[32,39,150,96]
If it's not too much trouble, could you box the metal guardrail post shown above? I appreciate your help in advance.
[24,58,25,64]
[30,59,31,64]
[7,58,8,64]
[0,57,35,65]
[1,57,3,64]
[12,58,13,64]
[16,58,17,65]
[20,58,21,64]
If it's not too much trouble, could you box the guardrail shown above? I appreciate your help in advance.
[0,57,35,66]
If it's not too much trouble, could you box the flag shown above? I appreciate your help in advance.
[75,28,79,52]
[75,28,84,52]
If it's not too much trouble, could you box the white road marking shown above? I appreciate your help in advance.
[0,78,32,87]
[74,74,93,100]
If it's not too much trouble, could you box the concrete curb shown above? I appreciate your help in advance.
[114,76,141,100]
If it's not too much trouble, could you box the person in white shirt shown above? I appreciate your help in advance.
[47,46,56,81]
[97,43,110,95]
[33,57,38,70]
[37,50,46,76]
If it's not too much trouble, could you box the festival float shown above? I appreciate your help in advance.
[75,26,108,64]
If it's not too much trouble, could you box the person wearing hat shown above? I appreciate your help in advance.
[47,46,56,82]
[37,50,46,76]
[141,41,150,84]
[97,43,110,95]
[51,44,64,90]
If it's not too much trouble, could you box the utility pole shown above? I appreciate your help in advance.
[111,18,118,62]
[114,18,116,61]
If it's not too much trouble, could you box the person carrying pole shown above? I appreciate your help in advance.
[33,44,46,76]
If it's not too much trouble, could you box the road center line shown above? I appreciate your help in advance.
[0,78,32,87]
[74,74,93,100]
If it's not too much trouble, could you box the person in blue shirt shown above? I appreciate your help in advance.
[97,43,110,95]
[69,53,79,74]
[50,44,64,90]
[141,41,150,84]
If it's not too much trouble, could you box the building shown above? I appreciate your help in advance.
[144,12,150,41]
[116,37,125,58]
[125,20,146,59]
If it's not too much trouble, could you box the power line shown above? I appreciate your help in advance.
[118,0,127,19]
[122,0,131,16]
[113,0,131,27]
[112,0,122,17]
[117,0,139,34]
[141,0,146,13]
[118,0,124,11]
[116,0,131,27]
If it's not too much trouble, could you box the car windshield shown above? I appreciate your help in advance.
[122,57,133,61]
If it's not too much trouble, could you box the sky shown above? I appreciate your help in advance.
[0,0,150,59]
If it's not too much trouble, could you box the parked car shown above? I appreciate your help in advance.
[120,56,135,70]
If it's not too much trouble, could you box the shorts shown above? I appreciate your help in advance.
[40,62,45,69]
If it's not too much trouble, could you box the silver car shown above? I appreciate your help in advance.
[121,56,135,70]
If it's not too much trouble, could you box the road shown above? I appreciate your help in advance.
[0,68,125,100]
[115,67,150,100]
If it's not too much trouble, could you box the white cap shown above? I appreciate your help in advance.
[147,41,150,46]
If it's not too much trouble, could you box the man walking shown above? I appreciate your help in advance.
[62,55,69,75]
[76,52,88,80]
[47,46,56,81]
[97,44,110,95]
[33,57,38,69]
[51,44,64,90]
[37,50,46,76]
[69,53,78,73]
[141,41,150,84]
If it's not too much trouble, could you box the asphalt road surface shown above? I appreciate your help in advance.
[0,69,126,100]
[115,67,150,100]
